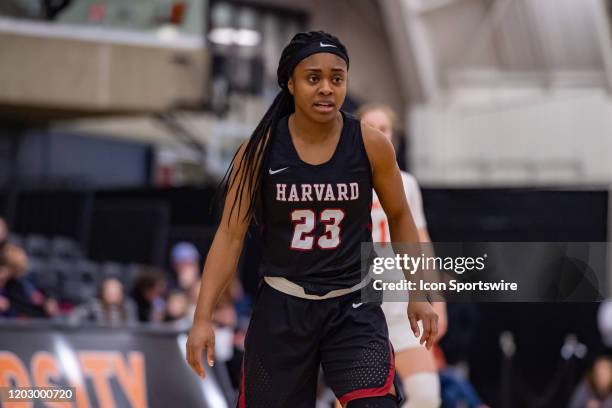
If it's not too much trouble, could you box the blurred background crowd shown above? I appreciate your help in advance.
[1,0,612,406]
[0,214,251,392]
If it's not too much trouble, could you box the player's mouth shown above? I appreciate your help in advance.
[313,101,335,113]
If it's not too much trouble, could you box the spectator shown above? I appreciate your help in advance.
[0,256,11,317]
[228,276,251,328]
[0,243,58,318]
[569,356,612,408]
[434,338,489,408]
[186,278,200,323]
[70,277,137,325]
[0,217,7,251]
[214,298,237,330]
[170,242,200,292]
[131,267,167,323]
[598,299,612,348]
[164,290,189,324]
[188,277,240,330]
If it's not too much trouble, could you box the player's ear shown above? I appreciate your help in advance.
[287,77,294,95]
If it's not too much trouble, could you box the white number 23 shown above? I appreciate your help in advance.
[290,209,345,250]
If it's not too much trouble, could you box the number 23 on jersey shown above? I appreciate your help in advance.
[290,209,345,250]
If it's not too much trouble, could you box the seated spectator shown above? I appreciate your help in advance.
[214,298,237,329]
[599,299,612,349]
[434,343,490,408]
[212,278,239,330]
[131,267,167,323]
[70,277,137,325]
[228,275,251,328]
[0,256,11,317]
[0,217,7,251]
[185,278,238,327]
[211,279,248,387]
[164,290,189,324]
[569,356,612,408]
[186,278,200,323]
[0,243,58,318]
[170,242,200,292]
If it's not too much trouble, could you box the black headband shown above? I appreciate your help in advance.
[281,40,349,88]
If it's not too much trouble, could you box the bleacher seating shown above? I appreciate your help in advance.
[24,234,51,258]
[20,234,143,305]
[50,236,83,260]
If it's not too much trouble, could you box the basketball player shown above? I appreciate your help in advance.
[186,31,438,408]
[359,105,447,408]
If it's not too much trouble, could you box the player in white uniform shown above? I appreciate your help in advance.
[359,104,447,408]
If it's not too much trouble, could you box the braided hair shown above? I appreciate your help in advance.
[216,31,350,225]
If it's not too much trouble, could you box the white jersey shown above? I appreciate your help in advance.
[371,171,426,242]
[372,171,429,350]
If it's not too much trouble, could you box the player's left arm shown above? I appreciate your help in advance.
[362,123,439,349]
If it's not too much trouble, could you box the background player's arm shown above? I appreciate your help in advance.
[187,142,252,377]
[417,228,430,243]
[361,123,418,247]
[405,176,431,242]
[361,124,439,349]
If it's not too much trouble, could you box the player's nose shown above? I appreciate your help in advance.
[319,79,333,95]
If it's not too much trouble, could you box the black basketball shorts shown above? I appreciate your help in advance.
[236,281,396,407]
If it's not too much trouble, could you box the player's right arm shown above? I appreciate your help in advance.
[186,142,252,378]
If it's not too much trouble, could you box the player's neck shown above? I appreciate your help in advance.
[289,110,342,144]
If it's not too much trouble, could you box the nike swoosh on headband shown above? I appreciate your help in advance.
[320,42,337,48]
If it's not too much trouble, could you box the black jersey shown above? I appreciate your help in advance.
[258,110,372,296]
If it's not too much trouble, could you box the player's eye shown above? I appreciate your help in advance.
[333,76,344,84]
[308,75,319,83]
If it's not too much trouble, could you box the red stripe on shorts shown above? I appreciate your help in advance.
[238,358,246,408]
[338,341,395,406]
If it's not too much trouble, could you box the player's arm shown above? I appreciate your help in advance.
[407,178,448,339]
[362,123,439,349]
[186,142,253,378]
